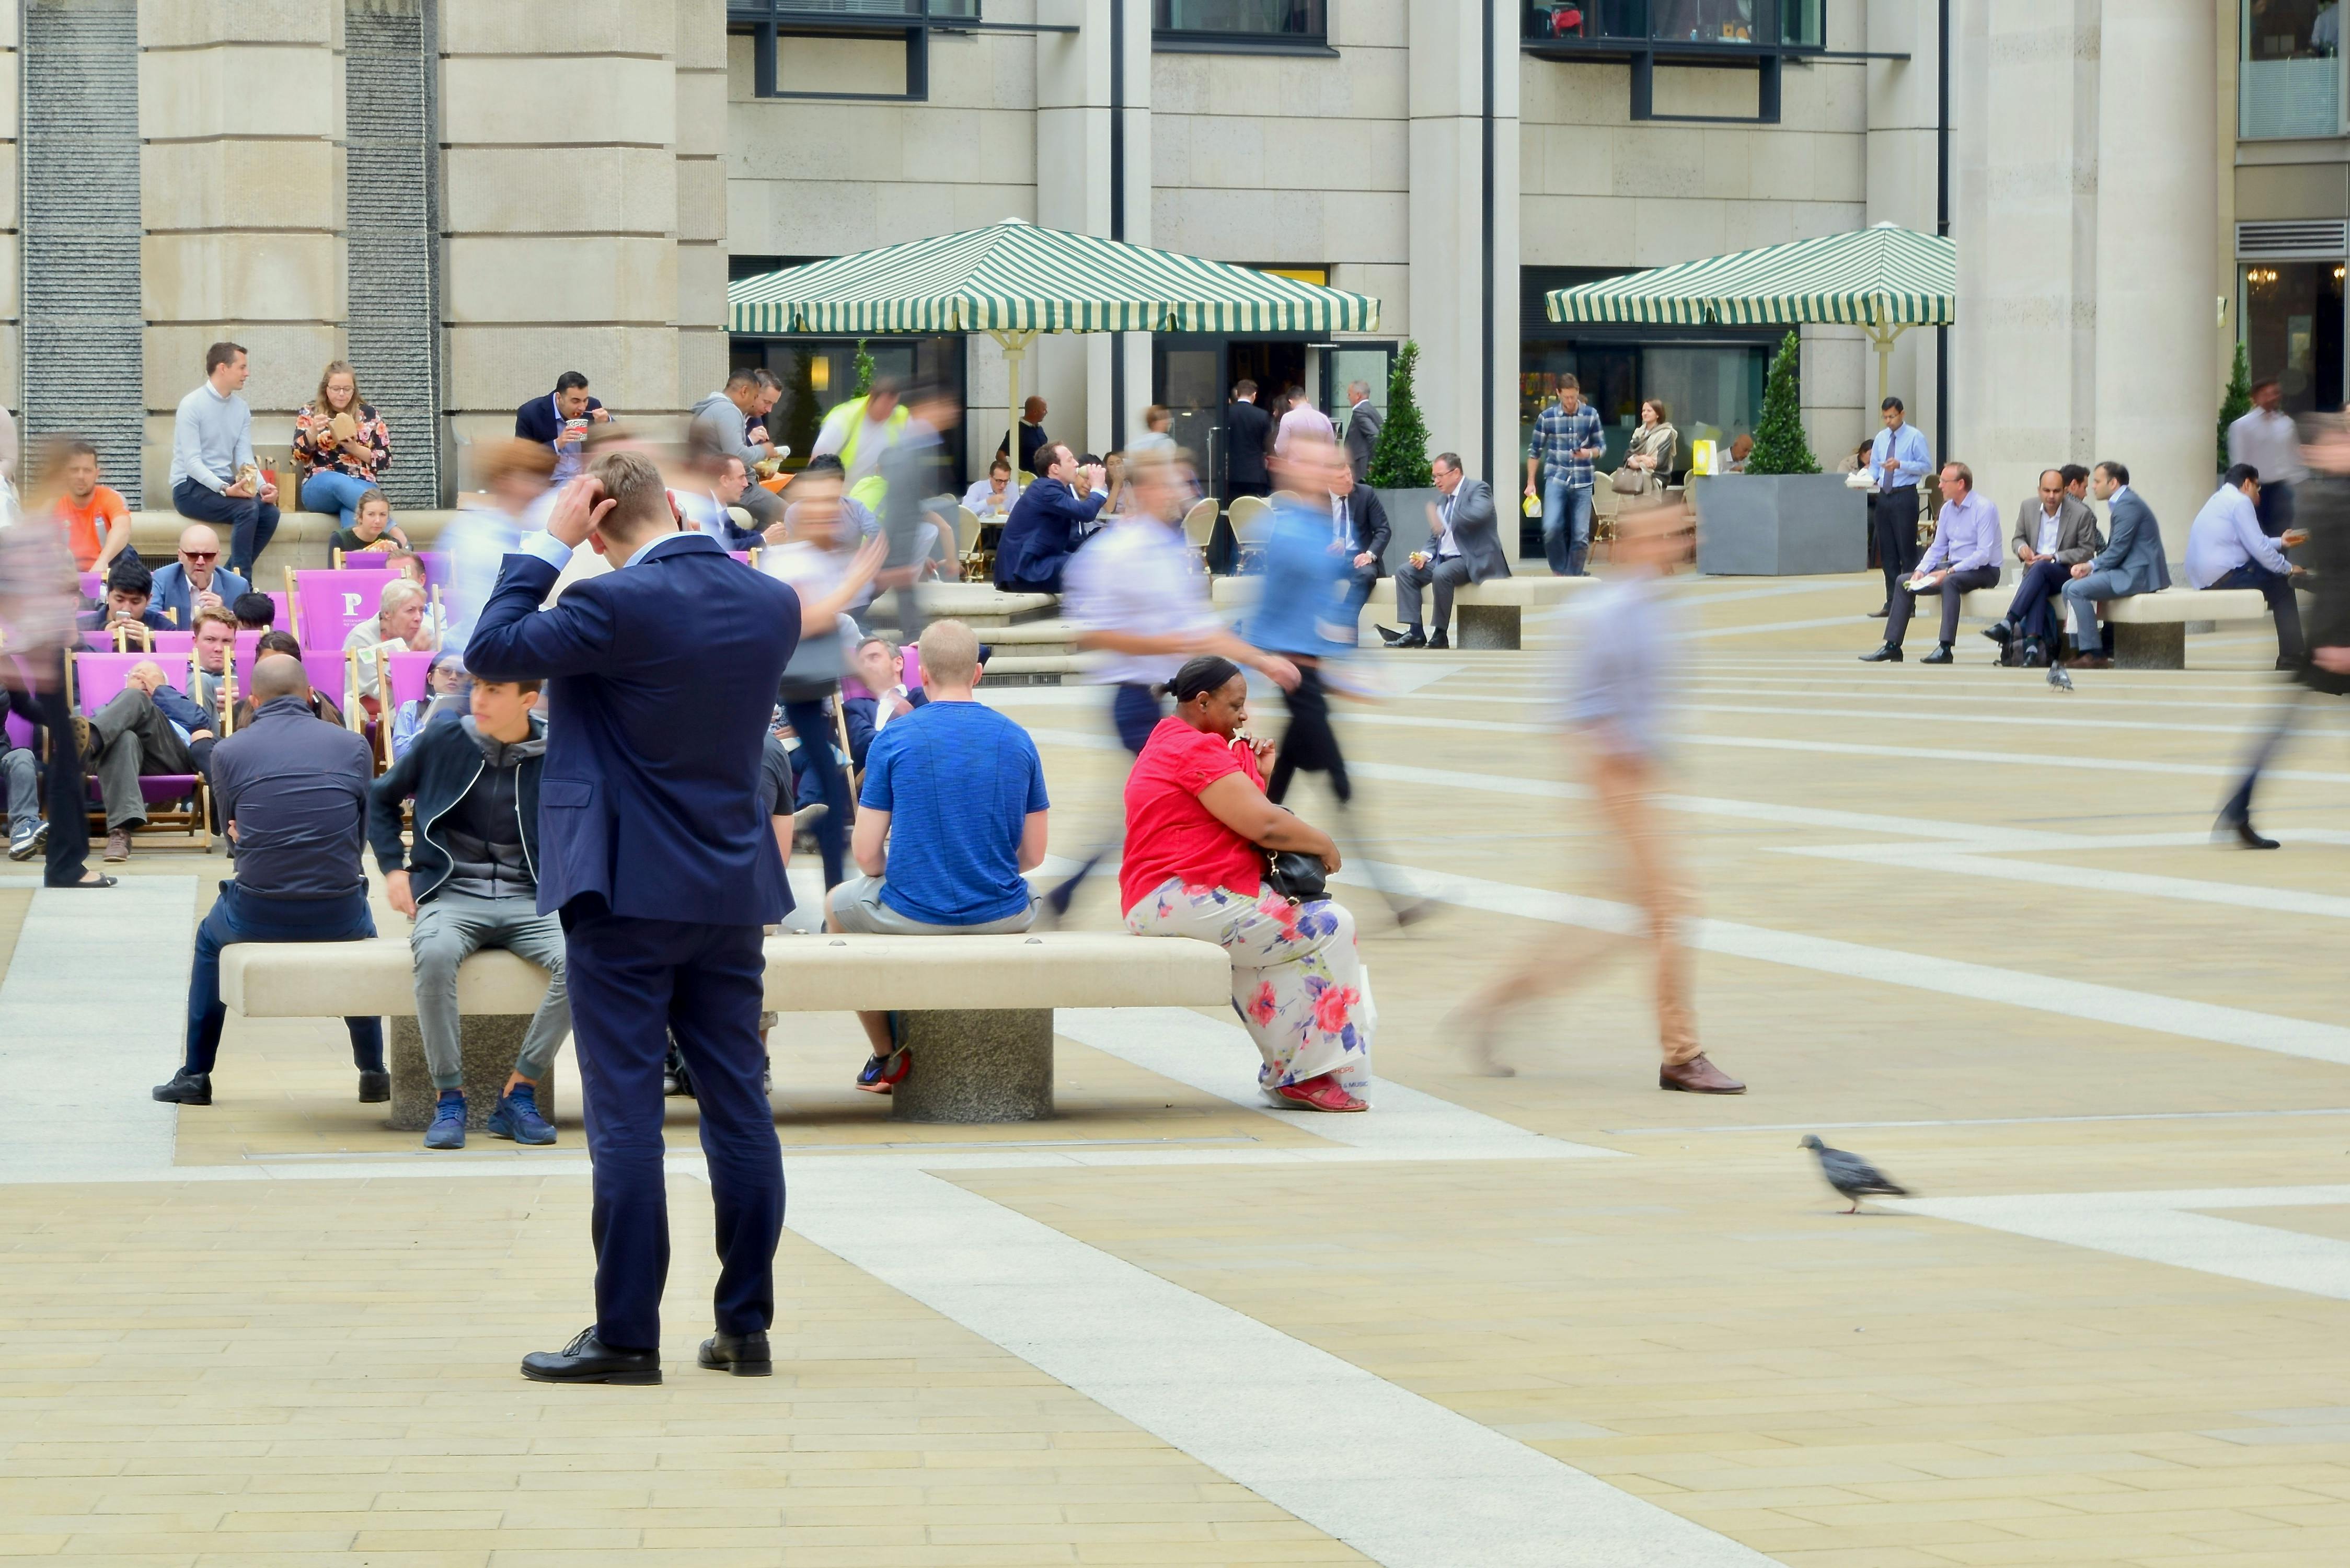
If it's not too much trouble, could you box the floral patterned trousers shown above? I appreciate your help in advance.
[1126,877,1374,1098]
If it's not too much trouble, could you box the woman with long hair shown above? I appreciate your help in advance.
[293,360,395,531]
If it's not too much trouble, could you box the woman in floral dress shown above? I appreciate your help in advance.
[1121,655,1374,1112]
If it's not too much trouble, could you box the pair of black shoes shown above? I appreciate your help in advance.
[1375,625,1448,650]
[152,1067,388,1105]
[521,1327,774,1385]
[1859,642,1952,665]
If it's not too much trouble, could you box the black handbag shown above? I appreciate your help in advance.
[1264,849,1327,903]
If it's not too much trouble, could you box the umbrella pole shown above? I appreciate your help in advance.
[988,328,1039,503]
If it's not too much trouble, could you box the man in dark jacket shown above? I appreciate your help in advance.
[1225,381,1273,499]
[2219,420,2350,848]
[155,655,383,1106]
[993,443,1107,593]
[368,675,567,1149]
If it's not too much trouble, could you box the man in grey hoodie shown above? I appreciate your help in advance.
[688,367,785,534]
[367,673,569,1150]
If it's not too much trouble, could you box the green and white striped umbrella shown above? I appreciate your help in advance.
[1545,224,1954,328]
[729,218,1379,336]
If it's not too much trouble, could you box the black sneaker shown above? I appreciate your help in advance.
[357,1070,390,1103]
[152,1068,211,1105]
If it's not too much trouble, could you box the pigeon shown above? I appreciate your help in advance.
[1800,1133,1910,1213]
[2047,662,2074,691]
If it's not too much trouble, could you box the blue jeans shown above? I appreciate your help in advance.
[783,697,850,889]
[184,883,383,1075]
[173,479,281,578]
[1542,477,1593,576]
[298,468,389,531]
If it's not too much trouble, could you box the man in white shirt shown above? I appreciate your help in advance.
[2229,377,2308,536]
[2186,463,2306,667]
[962,457,1013,521]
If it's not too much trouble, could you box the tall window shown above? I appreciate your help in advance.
[1155,0,1326,45]
[2242,0,2342,138]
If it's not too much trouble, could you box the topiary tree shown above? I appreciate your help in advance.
[1365,339,1434,489]
[2217,339,2252,474]
[1745,329,1818,475]
[852,339,877,398]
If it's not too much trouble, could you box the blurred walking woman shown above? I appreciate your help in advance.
[293,361,394,531]
[1121,655,1374,1112]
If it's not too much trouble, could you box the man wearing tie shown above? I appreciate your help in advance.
[467,452,880,1385]
[1378,452,1511,649]
[1329,458,1389,615]
[1868,397,1932,618]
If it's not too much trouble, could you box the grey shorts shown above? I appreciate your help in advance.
[825,874,1038,935]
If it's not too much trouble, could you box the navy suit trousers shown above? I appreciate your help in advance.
[2005,558,2073,643]
[561,900,780,1352]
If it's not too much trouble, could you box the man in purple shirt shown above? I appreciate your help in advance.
[1862,461,2002,665]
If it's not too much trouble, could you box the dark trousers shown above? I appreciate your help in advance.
[185,884,384,1075]
[1884,564,2000,647]
[2004,558,2073,643]
[2257,480,2296,538]
[1871,487,1921,607]
[2222,687,2315,824]
[15,652,91,885]
[562,900,780,1351]
[174,479,282,578]
[2211,562,2305,661]
[1266,663,1350,805]
[782,696,850,889]
[1112,682,1165,755]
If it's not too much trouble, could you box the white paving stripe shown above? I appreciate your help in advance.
[0,877,192,1181]
[1899,1185,2350,1304]
[1337,859,2350,1067]
[1685,615,1886,639]
[1781,844,2350,921]
[786,1160,1780,1568]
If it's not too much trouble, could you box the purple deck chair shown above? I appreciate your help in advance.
[291,568,398,651]
[71,651,208,842]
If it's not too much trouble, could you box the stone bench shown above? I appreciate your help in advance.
[1209,573,1592,650]
[219,930,1230,1128]
[1937,585,2276,668]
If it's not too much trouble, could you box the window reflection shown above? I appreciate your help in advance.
[2242,261,2345,414]
[2242,0,2342,138]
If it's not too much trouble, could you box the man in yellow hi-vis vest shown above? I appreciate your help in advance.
[810,379,909,514]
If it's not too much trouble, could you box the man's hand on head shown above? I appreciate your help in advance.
[128,661,164,694]
[546,475,615,549]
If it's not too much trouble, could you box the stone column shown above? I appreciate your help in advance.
[674,0,730,410]
[2092,0,2215,557]
[438,2,683,460]
[1863,0,1942,439]
[1409,0,1518,493]
[137,0,342,505]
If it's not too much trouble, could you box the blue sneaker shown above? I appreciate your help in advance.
[423,1090,466,1149]
[487,1084,557,1145]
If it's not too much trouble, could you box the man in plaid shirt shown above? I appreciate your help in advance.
[1524,375,1606,575]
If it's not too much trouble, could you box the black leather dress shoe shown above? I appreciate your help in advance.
[357,1070,390,1103]
[2218,813,2280,850]
[522,1327,662,1385]
[1376,624,1424,649]
[152,1069,211,1105]
[1920,643,1954,665]
[1867,605,1890,618]
[1426,631,1449,650]
[698,1331,773,1377]
[1982,620,2014,647]
[1858,644,1902,663]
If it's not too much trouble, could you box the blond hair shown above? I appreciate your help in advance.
[916,618,981,687]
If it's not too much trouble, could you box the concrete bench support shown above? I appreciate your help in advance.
[387,1014,549,1131]
[2111,622,2186,670]
[1209,573,1589,651]
[891,1008,1055,1122]
[1456,603,1522,650]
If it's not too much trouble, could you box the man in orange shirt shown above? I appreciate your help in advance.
[54,439,131,572]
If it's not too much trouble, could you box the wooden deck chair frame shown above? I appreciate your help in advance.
[65,651,212,847]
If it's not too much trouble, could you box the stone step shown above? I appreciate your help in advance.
[917,584,1058,627]
[977,650,1092,687]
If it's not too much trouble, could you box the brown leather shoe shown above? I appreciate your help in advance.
[2063,653,2111,670]
[1660,1054,1745,1094]
[103,828,130,862]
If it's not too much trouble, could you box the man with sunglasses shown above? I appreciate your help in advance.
[149,524,250,629]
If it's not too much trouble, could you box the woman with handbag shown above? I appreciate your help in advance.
[1616,398,1678,496]
[1121,654,1373,1113]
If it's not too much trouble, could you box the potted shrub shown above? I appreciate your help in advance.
[1366,340,1439,574]
[1694,329,1866,575]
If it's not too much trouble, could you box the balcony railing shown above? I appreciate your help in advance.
[1525,0,1823,53]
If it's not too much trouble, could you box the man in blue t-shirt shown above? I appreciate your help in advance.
[827,617,1050,1093]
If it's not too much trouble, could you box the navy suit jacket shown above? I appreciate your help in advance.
[2090,489,2173,596]
[514,391,606,447]
[464,531,802,926]
[993,480,1105,591]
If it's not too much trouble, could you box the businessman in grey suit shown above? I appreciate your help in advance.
[1984,467,2105,665]
[1379,452,1511,649]
[2060,459,2172,668]
[1341,382,1383,482]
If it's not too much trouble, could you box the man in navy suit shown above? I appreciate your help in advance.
[993,443,1107,593]
[466,451,880,1384]
[2059,459,2173,670]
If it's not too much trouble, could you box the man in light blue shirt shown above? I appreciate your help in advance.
[169,342,281,578]
[1867,396,1932,617]
[1863,461,1999,664]
[2186,464,2305,666]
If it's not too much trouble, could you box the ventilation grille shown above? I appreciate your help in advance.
[346,0,441,509]
[2237,220,2348,260]
[22,0,144,506]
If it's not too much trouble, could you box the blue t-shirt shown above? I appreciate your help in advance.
[859,700,1049,925]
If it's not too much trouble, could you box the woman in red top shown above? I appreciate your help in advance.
[1122,655,1372,1112]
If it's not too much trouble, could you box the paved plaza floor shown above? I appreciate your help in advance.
[6,570,2350,1566]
